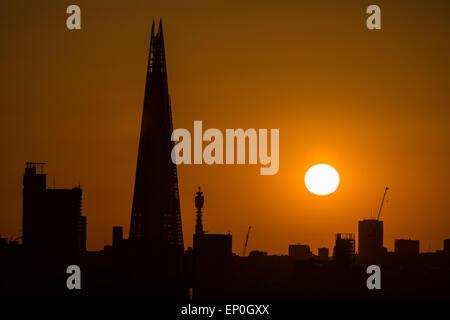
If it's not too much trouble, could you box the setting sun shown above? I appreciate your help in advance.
[305,164,340,196]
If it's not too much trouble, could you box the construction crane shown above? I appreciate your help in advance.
[242,226,252,257]
[376,186,390,221]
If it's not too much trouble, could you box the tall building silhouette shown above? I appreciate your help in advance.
[129,21,183,275]
[22,162,86,259]
[358,219,384,264]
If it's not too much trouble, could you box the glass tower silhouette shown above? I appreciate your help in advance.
[129,21,183,261]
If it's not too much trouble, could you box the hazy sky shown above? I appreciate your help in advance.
[1,0,449,254]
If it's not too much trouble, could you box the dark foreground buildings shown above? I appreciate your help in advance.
[394,239,420,260]
[0,21,187,299]
[191,188,232,299]
[0,163,86,297]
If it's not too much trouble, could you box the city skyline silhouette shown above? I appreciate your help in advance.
[1,0,449,258]
[1,15,450,299]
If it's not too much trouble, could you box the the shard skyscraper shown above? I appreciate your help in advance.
[129,21,183,276]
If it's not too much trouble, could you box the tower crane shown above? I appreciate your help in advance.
[377,186,390,221]
[242,226,251,257]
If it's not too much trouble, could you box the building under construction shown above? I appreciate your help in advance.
[358,187,389,264]
[333,233,355,266]
[22,162,86,259]
[358,219,385,264]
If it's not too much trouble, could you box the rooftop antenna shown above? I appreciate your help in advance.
[195,186,204,235]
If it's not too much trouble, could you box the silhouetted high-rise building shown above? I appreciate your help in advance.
[129,21,183,274]
[358,219,384,264]
[22,162,86,258]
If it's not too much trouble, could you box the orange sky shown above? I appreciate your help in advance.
[1,0,449,255]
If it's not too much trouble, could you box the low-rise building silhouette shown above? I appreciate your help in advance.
[318,247,329,261]
[395,239,419,260]
[289,244,312,260]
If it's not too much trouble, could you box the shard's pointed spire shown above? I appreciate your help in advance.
[158,18,163,33]
[157,20,164,45]
[146,20,156,75]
